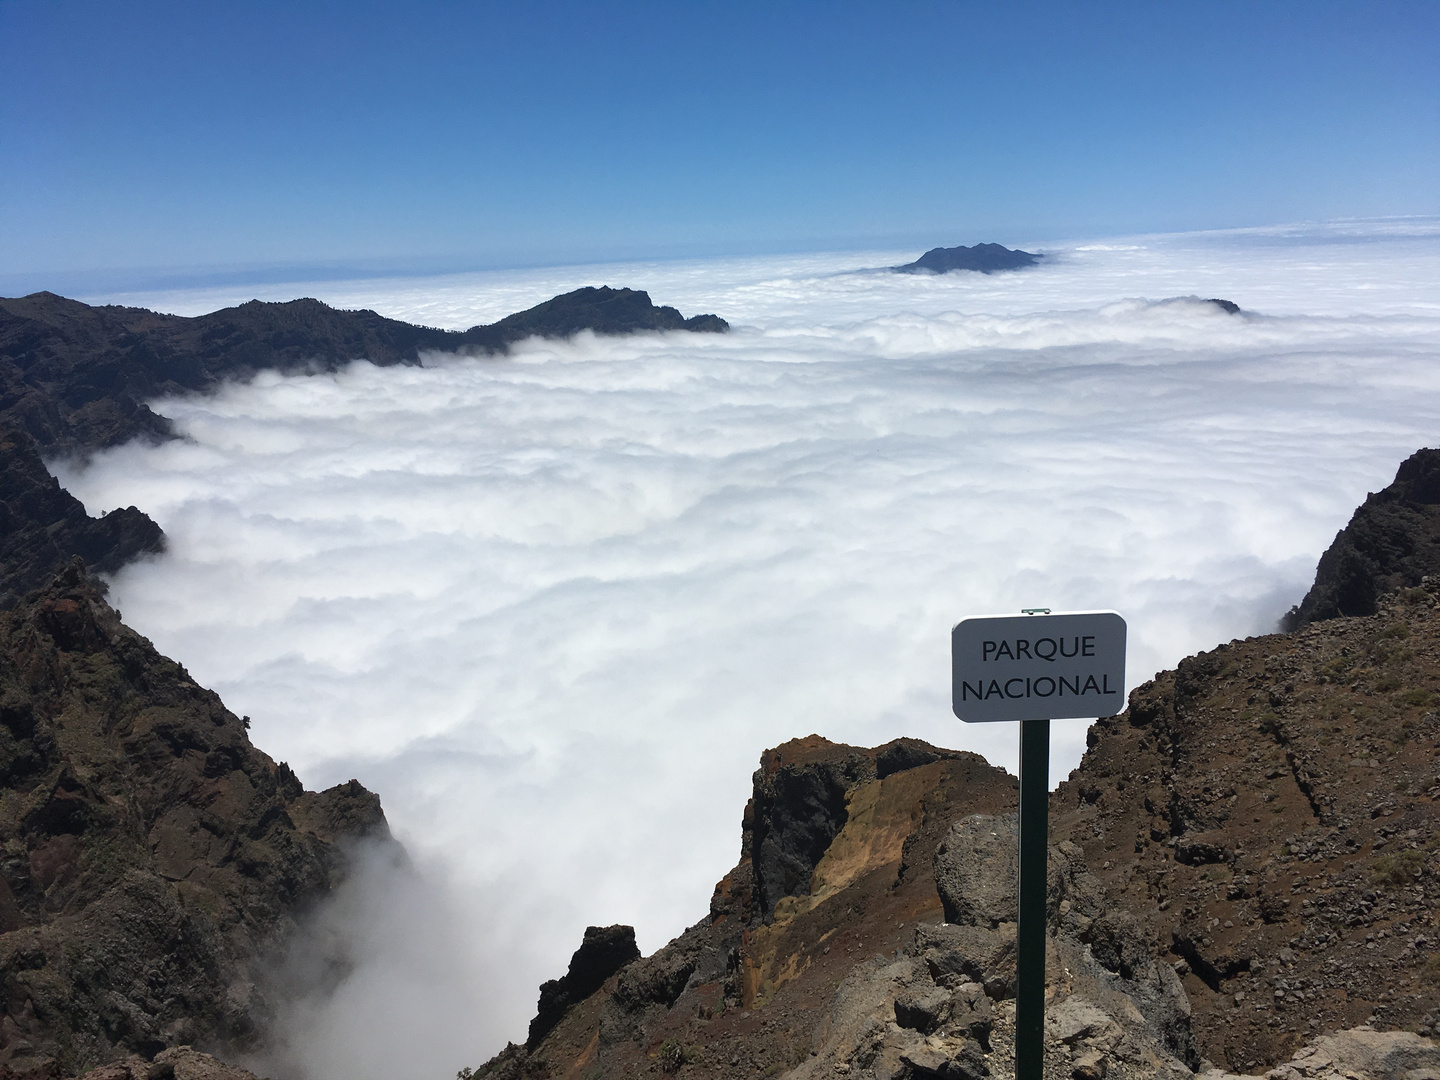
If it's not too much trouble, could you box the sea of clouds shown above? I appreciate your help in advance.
[62,220,1440,1078]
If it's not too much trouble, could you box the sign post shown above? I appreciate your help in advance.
[951,610,1126,1080]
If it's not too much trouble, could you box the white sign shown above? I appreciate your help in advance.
[951,611,1127,723]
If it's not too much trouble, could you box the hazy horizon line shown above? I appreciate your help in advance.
[9,213,1440,306]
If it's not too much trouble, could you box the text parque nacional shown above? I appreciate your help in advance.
[951,612,1127,723]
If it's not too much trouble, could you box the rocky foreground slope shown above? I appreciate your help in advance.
[0,562,390,1077]
[476,448,1440,1080]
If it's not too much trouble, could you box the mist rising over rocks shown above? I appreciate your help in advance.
[57,230,1440,1065]
[472,440,1440,1078]
[7,228,1437,1074]
[0,278,734,1078]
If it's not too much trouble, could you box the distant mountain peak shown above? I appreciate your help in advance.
[894,242,1043,274]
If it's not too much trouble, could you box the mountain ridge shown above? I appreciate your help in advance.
[0,286,728,455]
[0,285,731,613]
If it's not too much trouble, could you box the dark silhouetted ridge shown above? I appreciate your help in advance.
[894,242,1042,274]
[0,285,728,593]
[0,286,729,455]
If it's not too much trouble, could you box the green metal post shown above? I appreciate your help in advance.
[1016,718,1050,1080]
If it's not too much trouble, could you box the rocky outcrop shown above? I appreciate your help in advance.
[0,560,390,1076]
[933,815,1018,929]
[0,287,729,455]
[1200,1028,1440,1080]
[0,427,163,609]
[893,244,1042,275]
[477,734,1204,1080]
[748,740,875,919]
[470,738,1019,1079]
[528,925,640,1049]
[1284,449,1440,629]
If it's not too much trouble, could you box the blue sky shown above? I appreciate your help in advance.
[2,1,1437,291]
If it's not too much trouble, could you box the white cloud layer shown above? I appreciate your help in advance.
[59,222,1440,1077]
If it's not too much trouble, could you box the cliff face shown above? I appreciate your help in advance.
[1284,449,1440,629]
[0,429,163,610]
[0,561,388,1077]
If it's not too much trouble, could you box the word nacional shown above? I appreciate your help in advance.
[951,610,1127,723]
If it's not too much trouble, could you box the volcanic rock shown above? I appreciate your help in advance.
[934,815,1018,928]
[1284,448,1440,629]
[469,738,1040,1079]
[1053,578,1440,1070]
[1198,1028,1440,1080]
[0,560,390,1076]
[528,924,640,1049]
[0,426,163,609]
[894,244,1042,275]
